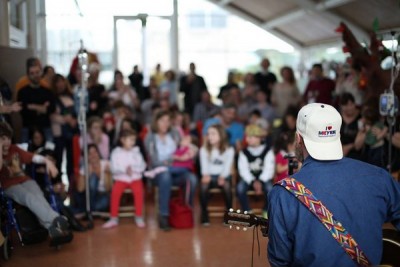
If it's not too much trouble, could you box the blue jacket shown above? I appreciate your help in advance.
[268,156,400,267]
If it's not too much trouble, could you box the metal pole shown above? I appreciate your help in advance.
[139,14,148,86]
[77,40,93,229]
[171,0,179,73]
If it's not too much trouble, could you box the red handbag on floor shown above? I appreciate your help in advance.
[169,181,194,229]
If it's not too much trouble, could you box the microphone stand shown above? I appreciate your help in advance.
[385,31,399,174]
[77,40,94,229]
[284,154,298,176]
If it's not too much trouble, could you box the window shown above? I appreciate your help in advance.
[210,12,226,28]
[188,11,206,28]
[9,0,26,30]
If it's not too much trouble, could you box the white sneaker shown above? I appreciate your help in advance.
[102,218,118,229]
[135,217,146,228]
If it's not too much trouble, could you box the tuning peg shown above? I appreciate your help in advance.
[236,209,241,213]
[236,226,240,230]
[229,208,233,212]
[229,225,233,230]
[243,227,248,231]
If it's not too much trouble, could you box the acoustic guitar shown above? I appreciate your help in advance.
[224,210,400,267]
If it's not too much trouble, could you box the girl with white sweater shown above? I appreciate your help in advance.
[199,124,235,226]
[103,129,146,229]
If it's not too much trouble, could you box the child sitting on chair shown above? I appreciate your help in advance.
[236,124,275,218]
[103,129,146,229]
[145,134,197,178]
[199,124,235,226]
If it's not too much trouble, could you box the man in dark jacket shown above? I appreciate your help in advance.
[179,62,208,117]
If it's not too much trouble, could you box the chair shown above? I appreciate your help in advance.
[206,167,237,218]
[207,188,229,218]
[92,188,137,219]
[234,170,264,215]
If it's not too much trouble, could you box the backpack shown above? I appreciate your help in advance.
[168,182,193,229]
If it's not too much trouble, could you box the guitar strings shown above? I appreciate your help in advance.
[251,224,261,267]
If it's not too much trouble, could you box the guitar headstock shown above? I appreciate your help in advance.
[224,209,269,234]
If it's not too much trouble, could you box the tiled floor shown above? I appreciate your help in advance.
[2,204,270,267]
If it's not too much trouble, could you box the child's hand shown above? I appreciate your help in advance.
[217,176,225,187]
[253,180,263,195]
[201,175,211,184]
[126,166,133,176]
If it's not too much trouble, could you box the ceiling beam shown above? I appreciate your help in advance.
[289,0,369,41]
[218,0,234,7]
[315,0,356,10]
[261,0,355,30]
[261,9,306,29]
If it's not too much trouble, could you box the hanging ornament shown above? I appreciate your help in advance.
[335,24,345,33]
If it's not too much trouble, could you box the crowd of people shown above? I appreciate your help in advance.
[0,55,398,239]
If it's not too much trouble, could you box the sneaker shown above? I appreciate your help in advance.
[201,212,210,227]
[49,216,73,247]
[159,215,171,231]
[135,217,146,228]
[102,218,119,229]
[53,216,70,230]
[144,166,168,178]
[48,216,71,239]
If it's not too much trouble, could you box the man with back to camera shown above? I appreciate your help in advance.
[267,103,400,266]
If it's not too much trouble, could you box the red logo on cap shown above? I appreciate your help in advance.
[319,126,336,137]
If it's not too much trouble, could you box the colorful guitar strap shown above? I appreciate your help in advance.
[277,177,371,267]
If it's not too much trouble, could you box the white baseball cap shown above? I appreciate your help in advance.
[296,103,343,160]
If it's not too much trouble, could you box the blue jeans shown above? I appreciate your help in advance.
[168,166,190,176]
[71,174,110,213]
[88,174,110,212]
[155,168,197,216]
[236,180,273,212]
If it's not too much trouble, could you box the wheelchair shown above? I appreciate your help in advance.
[0,166,70,261]
[0,183,23,260]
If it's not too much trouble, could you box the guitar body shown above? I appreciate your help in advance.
[381,229,400,266]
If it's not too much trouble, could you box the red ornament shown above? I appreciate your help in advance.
[342,46,350,53]
[359,74,367,90]
[335,24,345,33]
